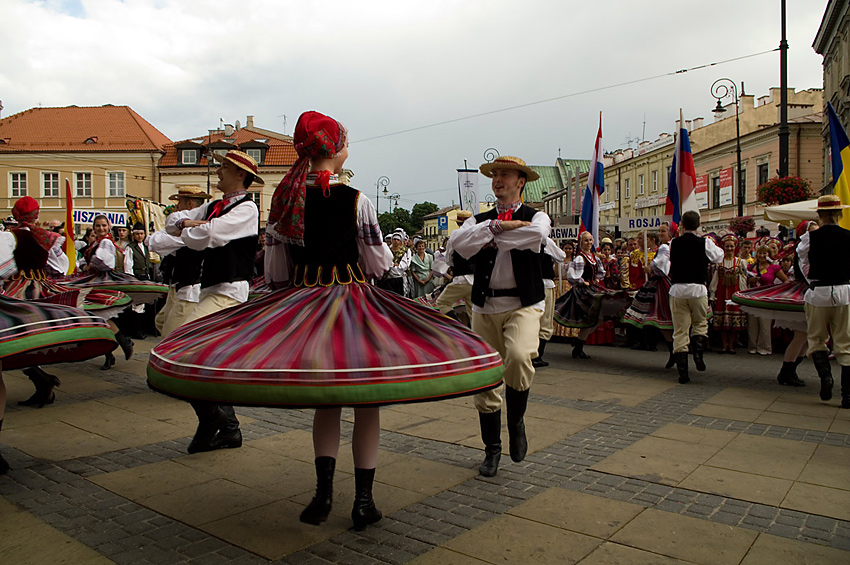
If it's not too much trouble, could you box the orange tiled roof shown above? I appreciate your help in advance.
[0,105,171,152]
[160,127,297,167]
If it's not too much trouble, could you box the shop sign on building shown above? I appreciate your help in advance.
[719,168,734,207]
[73,209,128,227]
[551,225,580,240]
[695,175,709,210]
[617,215,672,231]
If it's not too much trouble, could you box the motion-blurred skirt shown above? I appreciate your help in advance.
[65,269,167,305]
[621,275,674,331]
[554,282,630,329]
[732,281,807,332]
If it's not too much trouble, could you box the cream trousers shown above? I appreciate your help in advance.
[669,295,709,354]
[805,303,850,366]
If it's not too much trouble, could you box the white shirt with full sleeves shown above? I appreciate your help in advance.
[148,231,201,303]
[797,231,850,307]
[566,253,605,284]
[166,197,259,303]
[264,190,392,286]
[543,237,566,289]
[90,239,117,272]
[450,210,550,314]
[652,243,671,277]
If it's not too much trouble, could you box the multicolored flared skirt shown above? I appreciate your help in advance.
[0,295,117,370]
[621,275,674,331]
[732,281,807,331]
[711,283,747,331]
[148,282,504,408]
[4,271,131,318]
[554,282,630,329]
[248,276,273,301]
[65,270,167,305]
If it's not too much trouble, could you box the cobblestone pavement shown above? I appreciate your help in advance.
[1,336,848,564]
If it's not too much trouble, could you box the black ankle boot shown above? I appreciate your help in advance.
[478,410,502,477]
[115,331,134,360]
[351,468,382,530]
[19,367,60,408]
[692,335,706,372]
[187,402,225,454]
[532,339,549,368]
[675,352,690,384]
[572,339,589,359]
[811,351,833,401]
[505,387,529,463]
[841,366,850,409]
[777,361,805,387]
[0,419,8,475]
[100,352,115,370]
[665,341,675,369]
[209,405,242,451]
[300,457,336,525]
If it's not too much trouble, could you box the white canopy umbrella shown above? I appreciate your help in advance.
[764,199,819,225]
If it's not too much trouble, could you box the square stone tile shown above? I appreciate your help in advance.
[529,404,611,428]
[401,417,480,444]
[247,429,323,464]
[581,390,658,407]
[705,435,816,481]
[768,398,839,419]
[376,409,433,433]
[443,514,601,564]
[379,455,477,495]
[797,444,850,490]
[781,482,850,521]
[508,488,644,538]
[740,532,850,564]
[651,423,738,448]
[690,403,764,423]
[0,498,112,564]
[90,459,217,500]
[2,421,122,461]
[591,436,722,486]
[142,478,276,527]
[579,542,691,564]
[57,402,187,447]
[202,499,349,560]
[50,370,121,396]
[610,508,758,565]
[409,547,490,564]
[99,391,197,424]
[829,418,850,434]
[702,388,782,410]
[678,466,792,507]
[385,400,471,424]
[754,411,832,432]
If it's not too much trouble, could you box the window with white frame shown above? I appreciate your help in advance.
[246,148,263,164]
[638,174,644,195]
[182,149,198,165]
[614,181,620,199]
[75,172,92,197]
[625,178,630,199]
[248,191,261,207]
[42,172,60,197]
[651,170,657,192]
[10,172,27,197]
[108,171,125,197]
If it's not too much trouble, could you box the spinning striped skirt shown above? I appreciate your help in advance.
[732,281,807,332]
[65,270,167,305]
[148,282,504,408]
[5,271,131,319]
[621,275,674,331]
[0,295,117,370]
[554,282,630,329]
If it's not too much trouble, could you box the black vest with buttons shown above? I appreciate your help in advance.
[808,224,850,284]
[669,232,709,285]
[200,196,257,289]
[451,251,474,277]
[470,205,544,307]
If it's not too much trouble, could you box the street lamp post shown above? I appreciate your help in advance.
[375,176,389,214]
[383,188,400,210]
[711,78,744,217]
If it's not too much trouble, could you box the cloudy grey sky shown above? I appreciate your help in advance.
[0,0,826,209]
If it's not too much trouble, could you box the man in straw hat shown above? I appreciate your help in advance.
[165,150,262,453]
[449,155,549,477]
[797,194,850,408]
[149,185,212,338]
[435,210,474,324]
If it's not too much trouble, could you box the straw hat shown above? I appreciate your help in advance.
[479,156,540,182]
[169,185,213,201]
[212,150,264,185]
[813,194,849,211]
[456,210,472,223]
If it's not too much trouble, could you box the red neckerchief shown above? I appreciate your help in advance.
[496,201,521,221]
[209,190,248,218]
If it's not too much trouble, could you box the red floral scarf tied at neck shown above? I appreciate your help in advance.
[268,111,348,246]
[12,196,58,251]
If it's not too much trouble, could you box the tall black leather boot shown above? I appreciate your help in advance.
[187,402,225,454]
[841,366,850,409]
[777,361,805,387]
[100,352,115,370]
[531,339,549,368]
[209,405,242,451]
[505,387,529,462]
[811,351,833,401]
[19,367,60,408]
[114,331,134,361]
[692,335,706,372]
[572,339,589,359]
[665,340,675,369]
[300,456,336,525]
[0,419,8,475]
[478,410,502,477]
[675,352,690,384]
[351,468,382,531]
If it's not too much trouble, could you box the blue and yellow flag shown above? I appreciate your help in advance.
[827,102,850,230]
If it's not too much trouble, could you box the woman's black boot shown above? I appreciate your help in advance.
[665,341,676,369]
[572,339,589,359]
[777,361,805,387]
[351,468,382,531]
[811,351,833,401]
[19,367,60,408]
[100,352,116,370]
[115,331,134,360]
[300,457,335,525]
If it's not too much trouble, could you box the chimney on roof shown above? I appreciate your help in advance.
[246,115,254,128]
[224,124,234,136]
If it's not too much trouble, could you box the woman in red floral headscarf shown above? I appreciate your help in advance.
[147,111,504,531]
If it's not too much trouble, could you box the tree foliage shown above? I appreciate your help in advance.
[378,201,439,237]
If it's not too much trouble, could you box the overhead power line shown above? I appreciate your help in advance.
[351,48,779,144]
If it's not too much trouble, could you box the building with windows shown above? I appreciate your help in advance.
[0,105,171,230]
[159,116,296,225]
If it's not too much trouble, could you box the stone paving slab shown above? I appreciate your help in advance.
[1,339,849,563]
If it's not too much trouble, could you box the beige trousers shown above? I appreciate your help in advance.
[805,303,850,366]
[435,283,472,320]
[538,287,556,341]
[669,295,709,354]
[155,287,176,334]
[179,293,242,328]
[161,297,203,338]
[472,306,543,413]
